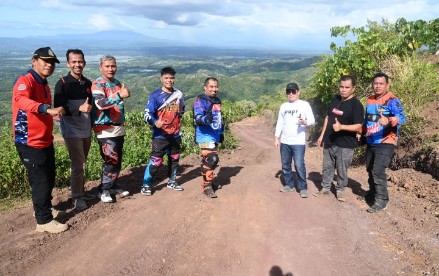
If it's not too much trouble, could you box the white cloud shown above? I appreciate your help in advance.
[88,14,113,30]
[0,0,437,50]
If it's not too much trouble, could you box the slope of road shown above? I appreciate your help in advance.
[0,116,437,275]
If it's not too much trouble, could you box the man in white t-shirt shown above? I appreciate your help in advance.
[274,82,315,198]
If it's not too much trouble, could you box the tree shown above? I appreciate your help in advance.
[310,17,439,106]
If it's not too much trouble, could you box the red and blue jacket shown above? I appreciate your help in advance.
[364,92,406,145]
[12,69,54,148]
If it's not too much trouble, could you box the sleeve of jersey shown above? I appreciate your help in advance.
[388,98,406,126]
[274,105,284,137]
[193,97,206,125]
[12,77,41,113]
[144,93,158,126]
[91,81,121,110]
[179,96,186,117]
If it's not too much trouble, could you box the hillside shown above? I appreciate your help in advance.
[0,47,318,123]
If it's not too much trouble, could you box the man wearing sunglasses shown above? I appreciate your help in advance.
[142,67,186,196]
[275,82,315,198]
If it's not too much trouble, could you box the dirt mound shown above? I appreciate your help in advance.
[394,100,439,179]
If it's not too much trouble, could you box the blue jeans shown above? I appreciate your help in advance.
[280,144,307,190]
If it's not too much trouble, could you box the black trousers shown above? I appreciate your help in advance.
[16,143,55,224]
[366,143,395,206]
[97,136,124,190]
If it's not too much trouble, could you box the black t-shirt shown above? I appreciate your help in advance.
[323,95,364,149]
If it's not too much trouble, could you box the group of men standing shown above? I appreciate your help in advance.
[275,74,406,214]
[12,46,406,234]
[12,47,224,233]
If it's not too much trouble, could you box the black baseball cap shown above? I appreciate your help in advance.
[33,47,60,63]
[286,82,299,91]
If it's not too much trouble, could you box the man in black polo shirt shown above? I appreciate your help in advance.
[54,49,95,210]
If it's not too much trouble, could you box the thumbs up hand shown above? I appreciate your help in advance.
[378,111,389,126]
[79,97,92,113]
[332,117,343,132]
[119,84,130,99]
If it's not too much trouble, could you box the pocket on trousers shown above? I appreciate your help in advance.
[379,152,393,168]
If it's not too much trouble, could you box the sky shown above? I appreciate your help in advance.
[0,0,438,51]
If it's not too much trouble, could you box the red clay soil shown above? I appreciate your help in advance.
[0,116,438,275]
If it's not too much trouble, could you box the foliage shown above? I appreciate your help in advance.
[310,17,439,109]
[381,54,439,144]
[309,17,439,147]
[0,123,30,199]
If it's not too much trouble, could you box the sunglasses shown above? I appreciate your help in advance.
[286,90,298,95]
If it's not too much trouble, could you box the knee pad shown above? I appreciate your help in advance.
[168,153,180,161]
[149,156,163,174]
[202,152,219,170]
[200,164,215,184]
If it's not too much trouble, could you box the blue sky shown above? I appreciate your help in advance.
[0,0,437,51]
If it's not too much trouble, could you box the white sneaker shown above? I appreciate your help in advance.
[109,187,129,197]
[36,220,68,233]
[99,190,113,203]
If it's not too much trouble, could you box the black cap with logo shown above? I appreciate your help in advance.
[33,47,60,63]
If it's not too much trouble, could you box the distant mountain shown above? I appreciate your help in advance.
[0,30,326,57]
[0,30,178,54]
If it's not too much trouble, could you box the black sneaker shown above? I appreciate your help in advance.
[204,187,217,198]
[141,186,152,196]
[367,204,387,213]
[212,182,222,190]
[167,182,184,191]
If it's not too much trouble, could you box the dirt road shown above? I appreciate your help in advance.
[0,116,437,275]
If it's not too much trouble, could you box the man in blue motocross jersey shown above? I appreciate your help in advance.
[141,67,185,196]
[193,77,224,198]
[360,72,406,213]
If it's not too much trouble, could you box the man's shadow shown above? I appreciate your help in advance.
[215,166,244,188]
[269,265,293,276]
[276,170,368,197]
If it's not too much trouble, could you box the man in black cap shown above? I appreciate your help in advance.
[274,82,315,198]
[12,47,68,233]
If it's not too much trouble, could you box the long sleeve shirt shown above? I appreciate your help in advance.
[364,92,406,145]
[143,88,185,139]
[12,69,54,148]
[275,100,315,145]
[91,76,126,136]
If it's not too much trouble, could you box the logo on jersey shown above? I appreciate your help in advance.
[18,84,27,91]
